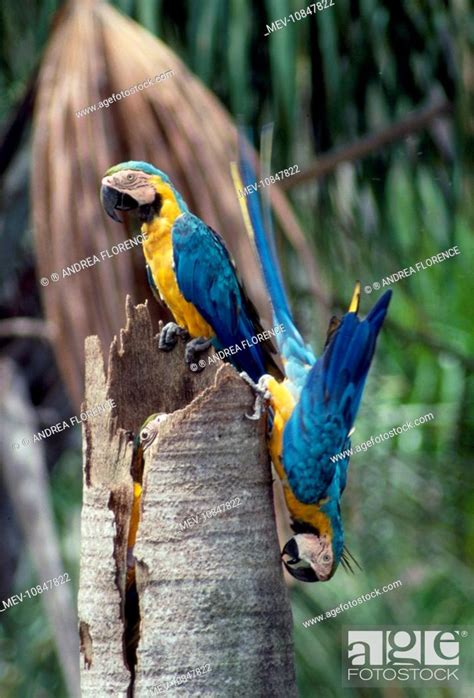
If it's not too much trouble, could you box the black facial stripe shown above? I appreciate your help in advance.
[138,192,162,223]
[115,192,140,210]
[138,205,154,222]
[291,521,320,536]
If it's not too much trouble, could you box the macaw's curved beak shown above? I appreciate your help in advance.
[283,560,319,583]
[281,538,319,583]
[100,184,139,222]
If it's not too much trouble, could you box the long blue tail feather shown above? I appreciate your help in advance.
[237,127,315,385]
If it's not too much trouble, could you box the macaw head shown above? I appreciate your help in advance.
[281,531,359,583]
[281,505,347,583]
[136,412,167,452]
[129,412,168,482]
[100,161,187,223]
[281,530,337,583]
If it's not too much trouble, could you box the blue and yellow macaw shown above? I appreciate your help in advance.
[125,413,164,668]
[232,128,392,582]
[100,163,282,383]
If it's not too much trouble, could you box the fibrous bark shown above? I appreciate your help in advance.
[78,298,296,697]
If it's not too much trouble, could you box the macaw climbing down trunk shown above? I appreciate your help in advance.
[232,127,392,582]
[100,163,282,383]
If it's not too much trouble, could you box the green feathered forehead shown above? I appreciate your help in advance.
[105,160,171,183]
[104,161,189,212]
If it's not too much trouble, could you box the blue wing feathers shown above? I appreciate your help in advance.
[172,212,280,381]
[322,290,392,425]
[283,290,391,504]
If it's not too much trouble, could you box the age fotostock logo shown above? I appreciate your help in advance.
[343,627,472,687]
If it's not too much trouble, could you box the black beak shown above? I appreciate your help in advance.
[100,184,139,222]
[281,538,300,564]
[283,561,319,583]
[281,538,319,583]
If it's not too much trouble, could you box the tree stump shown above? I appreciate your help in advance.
[78,297,296,697]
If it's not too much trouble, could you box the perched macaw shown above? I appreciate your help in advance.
[125,413,165,668]
[100,162,282,383]
[232,128,392,582]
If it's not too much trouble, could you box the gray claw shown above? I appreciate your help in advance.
[239,372,271,420]
[246,394,265,420]
[185,337,213,372]
[159,322,189,351]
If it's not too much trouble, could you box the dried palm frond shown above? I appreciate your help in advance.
[32,0,327,407]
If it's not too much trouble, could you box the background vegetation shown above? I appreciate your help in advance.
[0,0,472,696]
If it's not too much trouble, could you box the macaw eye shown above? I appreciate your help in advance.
[322,554,331,562]
[127,173,134,181]
[141,430,149,440]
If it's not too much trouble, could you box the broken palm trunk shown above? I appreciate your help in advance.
[78,298,296,697]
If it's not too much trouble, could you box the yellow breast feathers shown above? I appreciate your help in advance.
[266,376,332,537]
[266,376,295,482]
[141,176,213,338]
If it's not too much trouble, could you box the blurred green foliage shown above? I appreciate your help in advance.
[0,0,472,696]
[0,450,80,698]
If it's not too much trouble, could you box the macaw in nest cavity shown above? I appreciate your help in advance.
[124,413,165,669]
[232,128,391,582]
[100,162,282,383]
